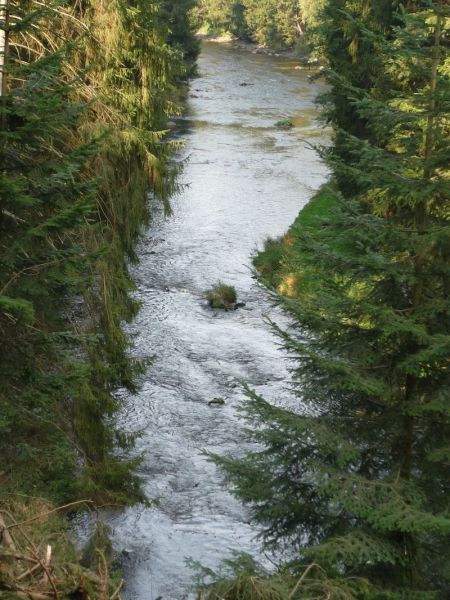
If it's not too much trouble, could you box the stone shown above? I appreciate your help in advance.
[208,398,225,406]
[234,302,246,309]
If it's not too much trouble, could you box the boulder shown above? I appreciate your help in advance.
[208,398,225,406]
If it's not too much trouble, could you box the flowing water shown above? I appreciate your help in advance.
[109,42,329,600]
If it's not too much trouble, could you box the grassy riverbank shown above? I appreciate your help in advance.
[254,186,338,297]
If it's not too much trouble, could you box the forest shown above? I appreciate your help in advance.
[191,0,325,48]
[1,1,449,600]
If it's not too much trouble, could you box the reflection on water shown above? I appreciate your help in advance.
[108,42,329,600]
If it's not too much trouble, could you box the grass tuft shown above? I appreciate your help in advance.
[206,283,237,309]
[275,118,294,129]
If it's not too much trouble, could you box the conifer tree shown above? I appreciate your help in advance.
[0,1,102,500]
[211,2,450,598]
[0,0,196,504]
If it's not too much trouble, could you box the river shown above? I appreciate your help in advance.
[109,41,329,600]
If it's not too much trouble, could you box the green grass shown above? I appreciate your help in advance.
[275,118,294,129]
[290,186,337,230]
[253,237,286,286]
[253,186,338,297]
[206,283,237,309]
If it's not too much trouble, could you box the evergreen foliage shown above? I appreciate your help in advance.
[209,1,450,598]
[162,0,201,61]
[0,0,197,505]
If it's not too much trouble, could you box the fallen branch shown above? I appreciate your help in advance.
[290,563,326,598]
[41,544,52,584]
[0,501,118,600]
[2,583,53,600]
[110,578,124,600]
[0,551,38,563]
[3,499,95,530]
[0,514,17,550]
[16,562,42,581]
[29,543,58,599]
[97,550,108,600]
[1,509,59,600]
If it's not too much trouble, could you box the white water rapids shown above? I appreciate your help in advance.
[97,42,328,600]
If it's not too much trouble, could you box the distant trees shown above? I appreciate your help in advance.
[192,0,235,32]
[162,0,200,61]
[243,0,301,47]
[192,0,325,48]
[204,1,450,598]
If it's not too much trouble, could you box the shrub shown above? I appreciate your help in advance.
[206,283,237,309]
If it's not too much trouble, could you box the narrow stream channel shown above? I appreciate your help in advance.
[110,42,329,600]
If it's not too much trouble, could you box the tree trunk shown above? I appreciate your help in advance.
[400,5,443,585]
[423,0,442,180]
[0,0,9,96]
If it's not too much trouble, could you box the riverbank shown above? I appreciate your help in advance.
[0,500,122,600]
[254,186,338,297]
[196,32,310,62]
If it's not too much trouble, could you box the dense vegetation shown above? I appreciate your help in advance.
[0,0,197,596]
[204,1,450,599]
[1,1,449,599]
[192,0,325,48]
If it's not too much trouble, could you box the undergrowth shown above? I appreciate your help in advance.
[0,499,122,600]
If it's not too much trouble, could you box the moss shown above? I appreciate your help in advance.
[206,283,238,309]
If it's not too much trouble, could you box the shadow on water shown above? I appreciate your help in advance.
[99,42,329,600]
